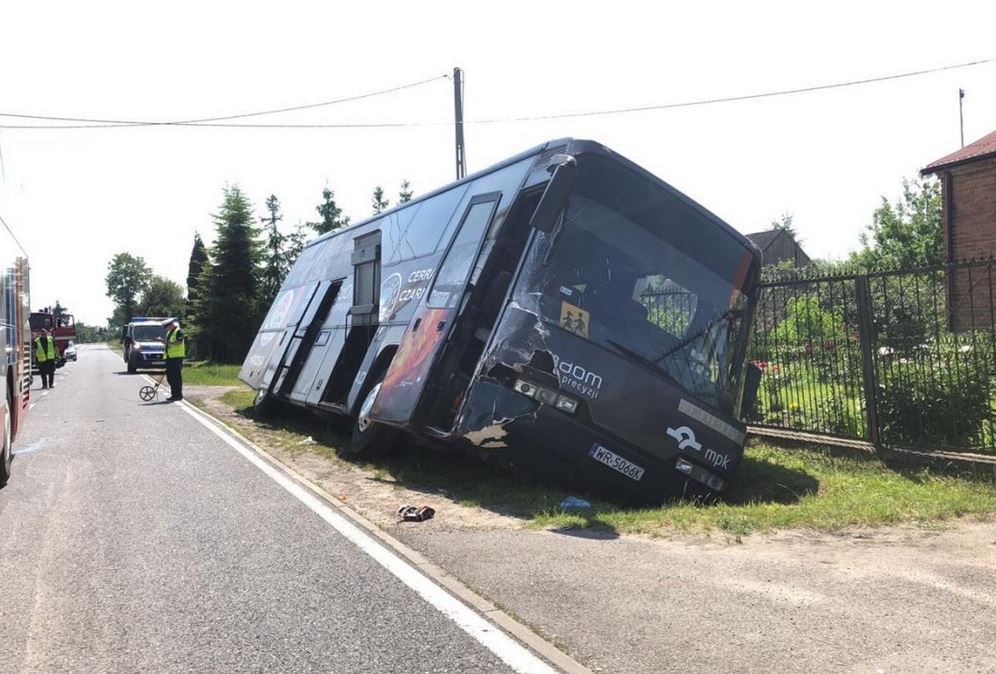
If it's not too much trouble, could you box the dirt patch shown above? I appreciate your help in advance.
[188,387,526,532]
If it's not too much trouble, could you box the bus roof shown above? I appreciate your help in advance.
[302,138,568,250]
[302,137,760,262]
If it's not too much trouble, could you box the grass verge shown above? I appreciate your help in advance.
[182,361,243,387]
[201,391,996,537]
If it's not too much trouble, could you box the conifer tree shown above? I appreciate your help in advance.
[371,186,389,214]
[186,233,208,313]
[193,186,264,362]
[260,194,288,304]
[308,187,350,234]
[399,179,413,204]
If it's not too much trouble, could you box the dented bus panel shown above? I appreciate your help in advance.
[240,139,761,504]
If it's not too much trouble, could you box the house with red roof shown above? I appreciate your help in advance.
[922,129,996,261]
[922,130,996,329]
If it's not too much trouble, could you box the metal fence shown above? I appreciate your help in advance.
[748,259,996,455]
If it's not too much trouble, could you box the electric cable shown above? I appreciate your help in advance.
[1,58,992,130]
[0,214,28,257]
[0,74,449,127]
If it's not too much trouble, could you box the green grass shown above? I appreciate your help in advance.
[182,361,243,387]
[202,391,996,537]
[532,444,996,536]
[220,389,255,409]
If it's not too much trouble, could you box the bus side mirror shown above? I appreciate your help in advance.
[529,154,577,233]
[740,362,762,420]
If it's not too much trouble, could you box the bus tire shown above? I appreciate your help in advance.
[346,376,400,458]
[253,388,281,418]
[1,384,13,487]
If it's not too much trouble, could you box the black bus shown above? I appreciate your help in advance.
[241,139,762,503]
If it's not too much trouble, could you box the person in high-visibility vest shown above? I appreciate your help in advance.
[34,328,60,389]
[163,319,186,402]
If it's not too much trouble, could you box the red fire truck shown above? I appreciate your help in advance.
[1,218,31,486]
[30,307,76,368]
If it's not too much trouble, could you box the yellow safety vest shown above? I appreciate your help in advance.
[34,336,57,362]
[166,327,186,359]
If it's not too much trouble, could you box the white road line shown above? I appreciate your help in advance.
[174,397,557,674]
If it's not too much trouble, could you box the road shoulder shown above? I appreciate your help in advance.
[186,385,996,673]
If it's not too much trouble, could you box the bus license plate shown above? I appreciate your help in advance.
[588,444,644,481]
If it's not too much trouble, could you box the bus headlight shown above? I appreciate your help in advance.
[536,388,559,405]
[555,395,579,414]
[513,379,537,397]
[513,379,579,415]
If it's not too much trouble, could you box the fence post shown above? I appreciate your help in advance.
[854,275,880,448]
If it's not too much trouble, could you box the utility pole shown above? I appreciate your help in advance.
[453,67,466,180]
[959,88,965,148]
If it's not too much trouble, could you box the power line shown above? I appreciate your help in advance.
[1,58,993,130]
[0,213,28,257]
[0,74,449,127]
[477,57,996,124]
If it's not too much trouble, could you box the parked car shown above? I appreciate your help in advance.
[64,340,77,362]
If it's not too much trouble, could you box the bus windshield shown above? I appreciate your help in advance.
[516,154,757,414]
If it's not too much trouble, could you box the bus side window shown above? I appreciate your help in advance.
[351,232,381,323]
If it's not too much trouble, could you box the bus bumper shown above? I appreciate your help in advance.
[454,381,738,505]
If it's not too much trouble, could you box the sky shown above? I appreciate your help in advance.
[2,0,995,324]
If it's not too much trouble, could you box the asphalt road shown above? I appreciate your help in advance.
[0,346,541,673]
[398,525,996,673]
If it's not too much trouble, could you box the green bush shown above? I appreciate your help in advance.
[812,394,864,437]
[877,339,993,449]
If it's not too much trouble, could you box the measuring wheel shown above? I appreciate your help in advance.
[139,385,157,401]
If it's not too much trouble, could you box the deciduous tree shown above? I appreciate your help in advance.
[105,252,152,325]
[140,275,186,318]
[853,177,943,269]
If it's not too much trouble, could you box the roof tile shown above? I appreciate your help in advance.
[923,130,996,174]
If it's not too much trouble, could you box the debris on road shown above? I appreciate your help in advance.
[398,504,436,522]
[559,496,592,510]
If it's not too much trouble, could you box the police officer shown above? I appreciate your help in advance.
[163,319,186,402]
[34,328,59,389]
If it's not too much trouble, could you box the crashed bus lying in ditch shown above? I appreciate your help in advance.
[240,139,762,504]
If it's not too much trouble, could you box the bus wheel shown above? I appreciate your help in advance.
[346,379,400,458]
[253,388,280,418]
[1,386,12,487]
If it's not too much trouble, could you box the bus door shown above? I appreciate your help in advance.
[278,279,345,402]
[241,282,320,390]
[369,193,501,428]
[261,282,325,393]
